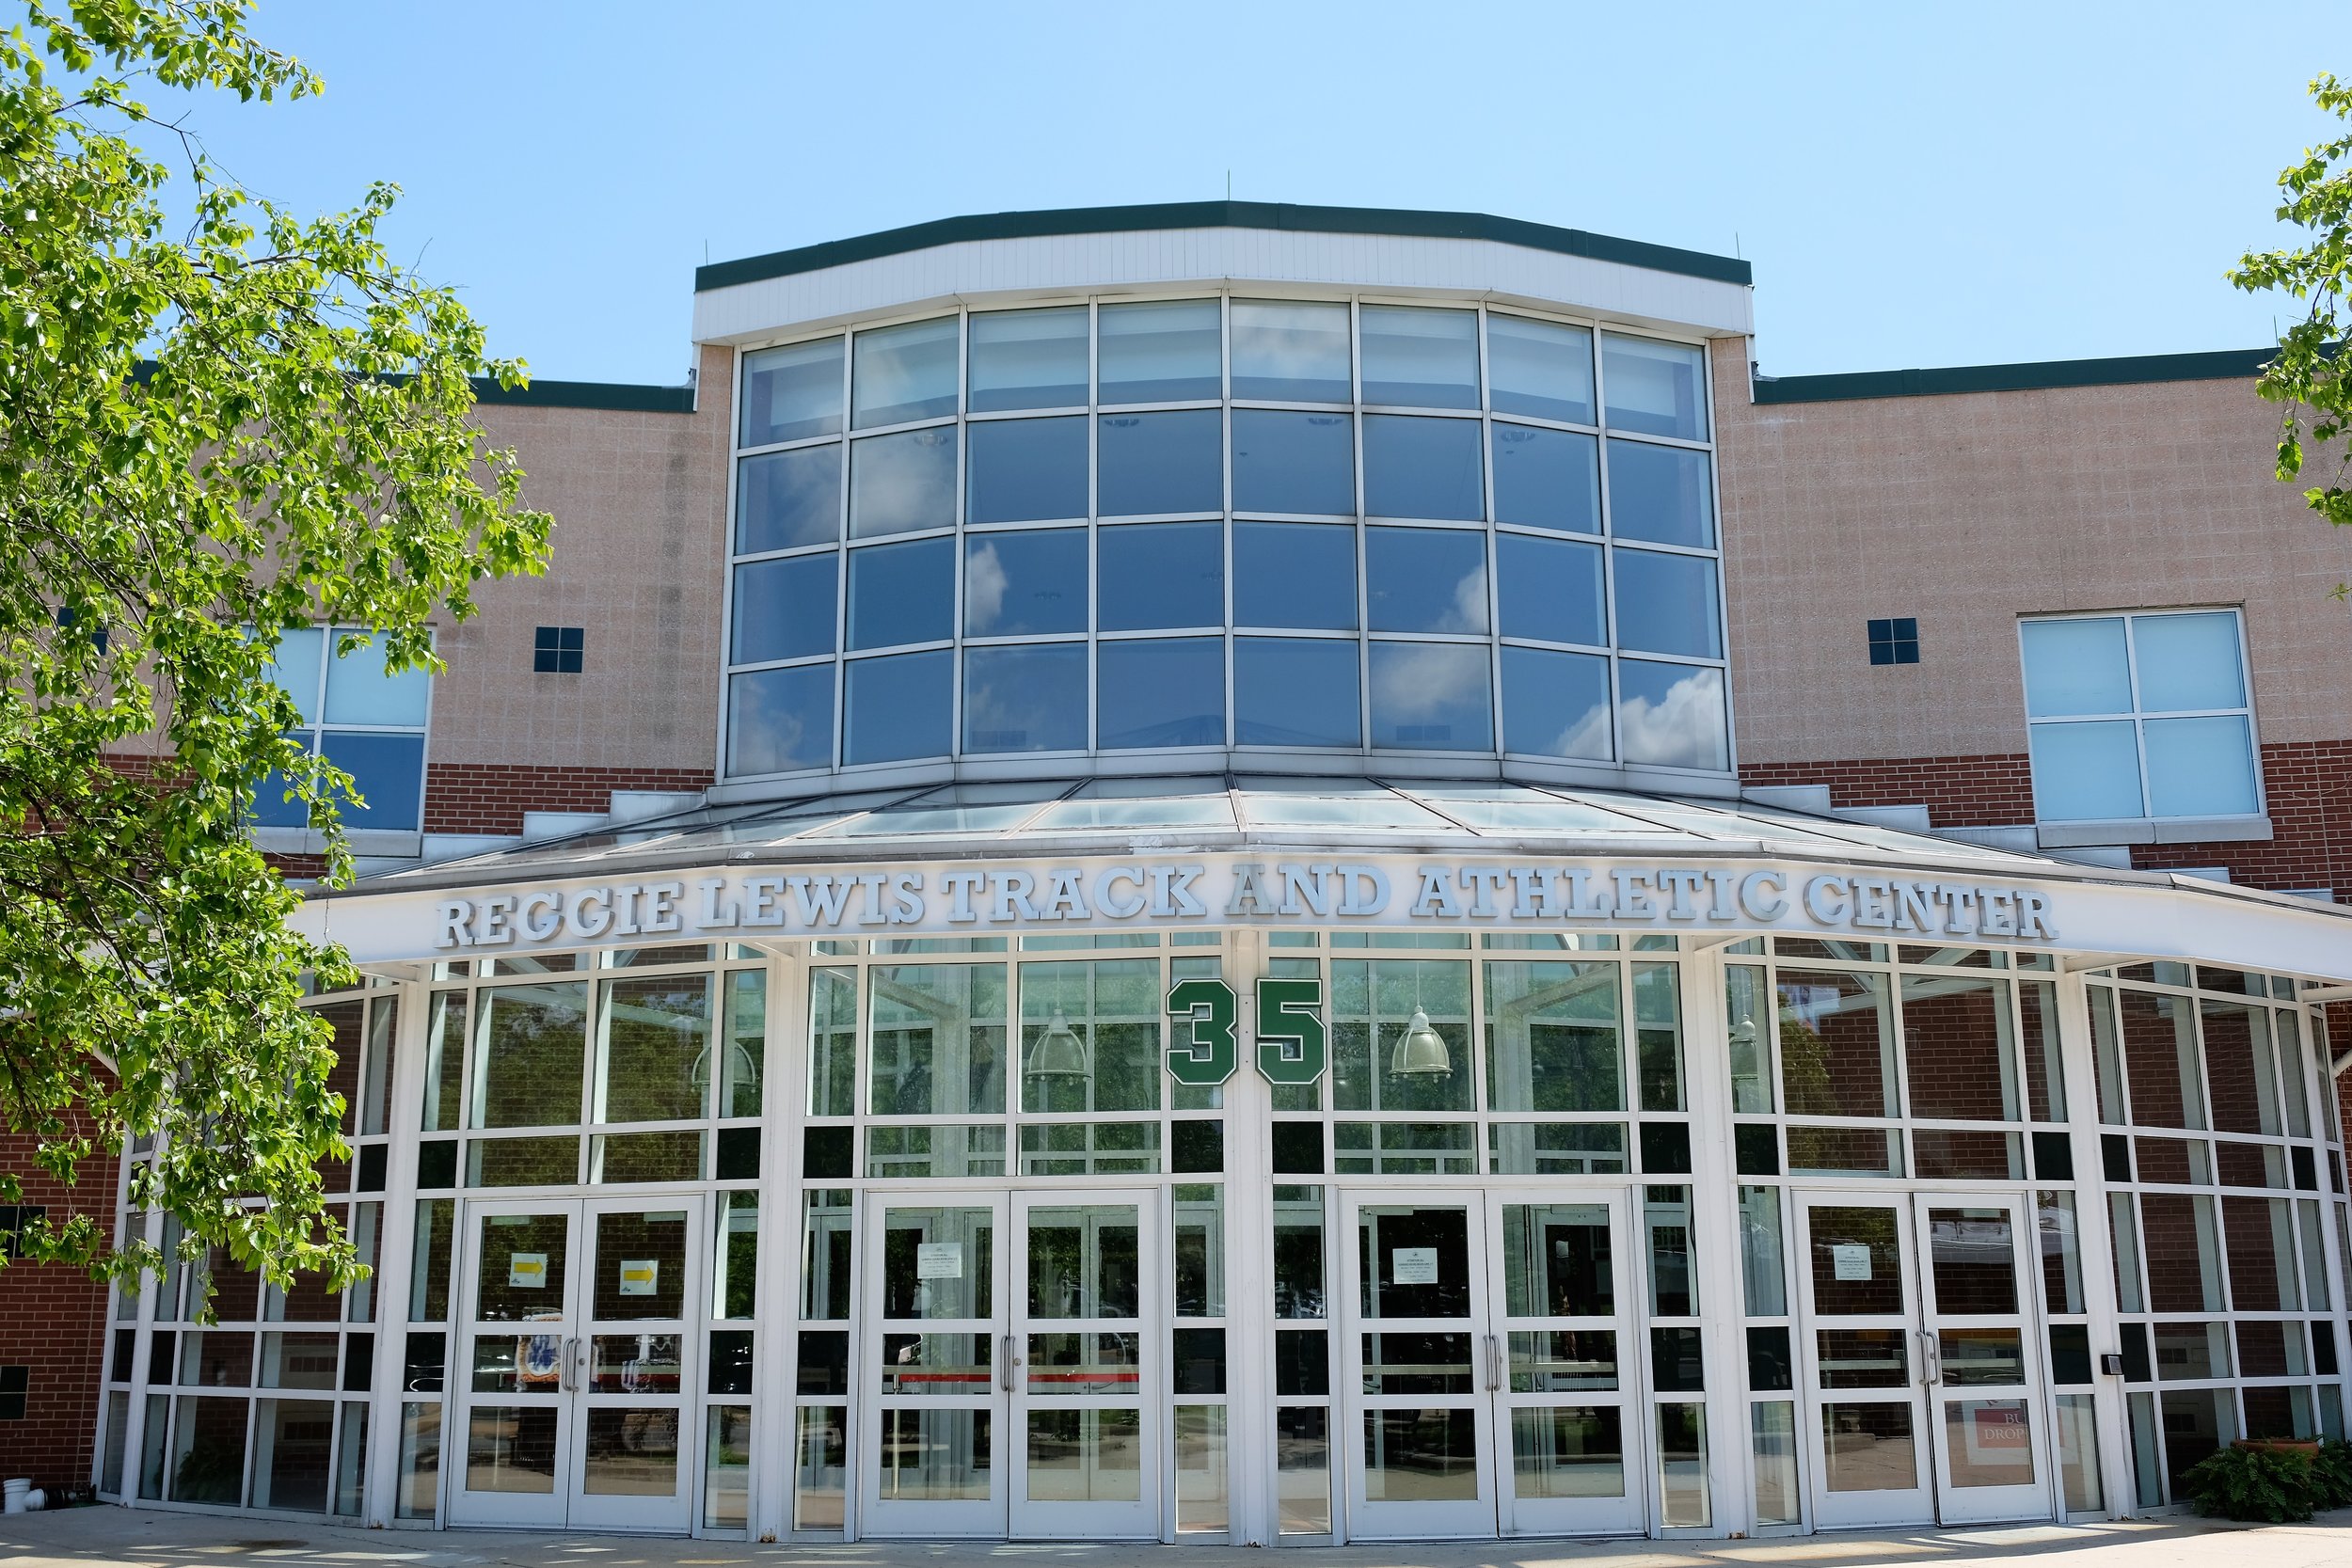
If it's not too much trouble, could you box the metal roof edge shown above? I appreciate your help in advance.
[693,201,1755,293]
[1752,347,2274,404]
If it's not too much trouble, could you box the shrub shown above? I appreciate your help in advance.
[2312,1438,2352,1511]
[2184,1445,2316,1523]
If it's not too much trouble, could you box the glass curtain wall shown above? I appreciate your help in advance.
[725,298,1729,783]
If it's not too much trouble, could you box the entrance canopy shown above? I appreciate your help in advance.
[297,776,2352,981]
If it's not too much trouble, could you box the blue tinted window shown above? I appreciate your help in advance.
[844,650,952,764]
[252,732,316,827]
[1365,527,1486,635]
[1231,300,1350,403]
[1486,315,1594,425]
[967,416,1087,524]
[1235,638,1360,747]
[2027,721,2143,820]
[1233,522,1357,630]
[1605,439,1713,548]
[1617,659,1727,771]
[1491,424,1598,534]
[1232,409,1354,515]
[1368,642,1491,752]
[849,427,957,539]
[1359,305,1478,408]
[852,316,958,429]
[1500,646,1611,759]
[964,530,1087,638]
[729,664,834,775]
[1099,522,1224,631]
[964,643,1088,753]
[1099,300,1222,404]
[2020,619,2132,716]
[1612,548,1722,658]
[1495,533,1603,646]
[737,445,841,554]
[1099,638,1224,749]
[1099,409,1222,515]
[317,732,427,831]
[1363,415,1484,520]
[847,537,954,650]
[740,337,843,447]
[732,553,838,665]
[968,307,1088,412]
[1601,334,1708,441]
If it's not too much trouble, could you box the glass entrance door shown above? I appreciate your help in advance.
[1914,1196,2051,1524]
[1795,1191,2052,1528]
[1341,1192,1497,1539]
[1487,1191,1645,1535]
[1010,1194,1159,1538]
[450,1197,701,1530]
[865,1198,1006,1537]
[860,1191,1163,1540]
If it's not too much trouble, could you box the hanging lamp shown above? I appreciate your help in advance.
[1390,1007,1453,1076]
[1027,1007,1089,1078]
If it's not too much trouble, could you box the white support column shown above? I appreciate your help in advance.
[1678,943,1753,1537]
[2049,968,2135,1518]
[365,974,436,1526]
[754,948,807,1543]
[1223,927,1275,1546]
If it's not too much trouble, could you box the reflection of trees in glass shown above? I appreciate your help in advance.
[1020,960,1160,1116]
[1779,1017,1835,1116]
[476,983,589,1128]
[602,977,712,1123]
[1333,960,1473,1113]
[868,966,1007,1117]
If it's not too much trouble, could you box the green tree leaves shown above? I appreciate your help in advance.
[2230,73,2352,598]
[1,0,549,1311]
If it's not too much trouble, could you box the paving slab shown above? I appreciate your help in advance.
[5,1510,2352,1568]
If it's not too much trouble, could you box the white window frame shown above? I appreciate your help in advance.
[250,624,436,857]
[2017,608,2268,848]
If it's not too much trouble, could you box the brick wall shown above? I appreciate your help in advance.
[421,762,714,836]
[0,1124,115,1487]
[1743,741,2352,902]
[1740,753,2036,827]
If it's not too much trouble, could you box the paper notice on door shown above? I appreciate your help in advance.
[1967,1402,2031,1460]
[1831,1243,1873,1281]
[916,1242,963,1279]
[508,1251,548,1289]
[1392,1246,1439,1285]
[519,1332,563,1386]
[618,1259,659,1296]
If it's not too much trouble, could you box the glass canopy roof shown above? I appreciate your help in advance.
[375,774,2060,886]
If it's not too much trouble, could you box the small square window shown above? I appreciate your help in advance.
[0,1365,25,1420]
[1867,616,1919,665]
[532,626,584,674]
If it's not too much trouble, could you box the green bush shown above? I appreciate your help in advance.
[2184,1445,2317,1523]
[2312,1438,2352,1510]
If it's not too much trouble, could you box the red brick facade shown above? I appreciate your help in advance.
[420,762,715,836]
[1740,753,2038,829]
[1742,743,2352,904]
[0,1127,115,1489]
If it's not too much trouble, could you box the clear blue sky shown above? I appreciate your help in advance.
[138,1,2347,386]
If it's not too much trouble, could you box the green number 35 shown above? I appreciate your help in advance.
[1165,978,1238,1085]
[1256,977,1327,1085]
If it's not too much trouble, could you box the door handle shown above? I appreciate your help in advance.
[562,1336,581,1392]
[1484,1334,1502,1393]
[1916,1328,1941,1387]
[1000,1333,1016,1392]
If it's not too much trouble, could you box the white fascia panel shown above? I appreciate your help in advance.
[693,227,1755,347]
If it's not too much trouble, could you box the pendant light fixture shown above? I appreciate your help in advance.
[1027,1006,1089,1078]
[1389,966,1453,1077]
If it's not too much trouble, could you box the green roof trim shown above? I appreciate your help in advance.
[469,377,695,413]
[694,201,1753,293]
[1753,347,2274,404]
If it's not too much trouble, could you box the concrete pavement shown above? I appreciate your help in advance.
[6,1508,2352,1568]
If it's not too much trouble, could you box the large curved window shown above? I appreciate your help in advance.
[724,299,1727,783]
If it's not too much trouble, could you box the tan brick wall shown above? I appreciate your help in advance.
[425,341,734,774]
[1711,337,2352,766]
